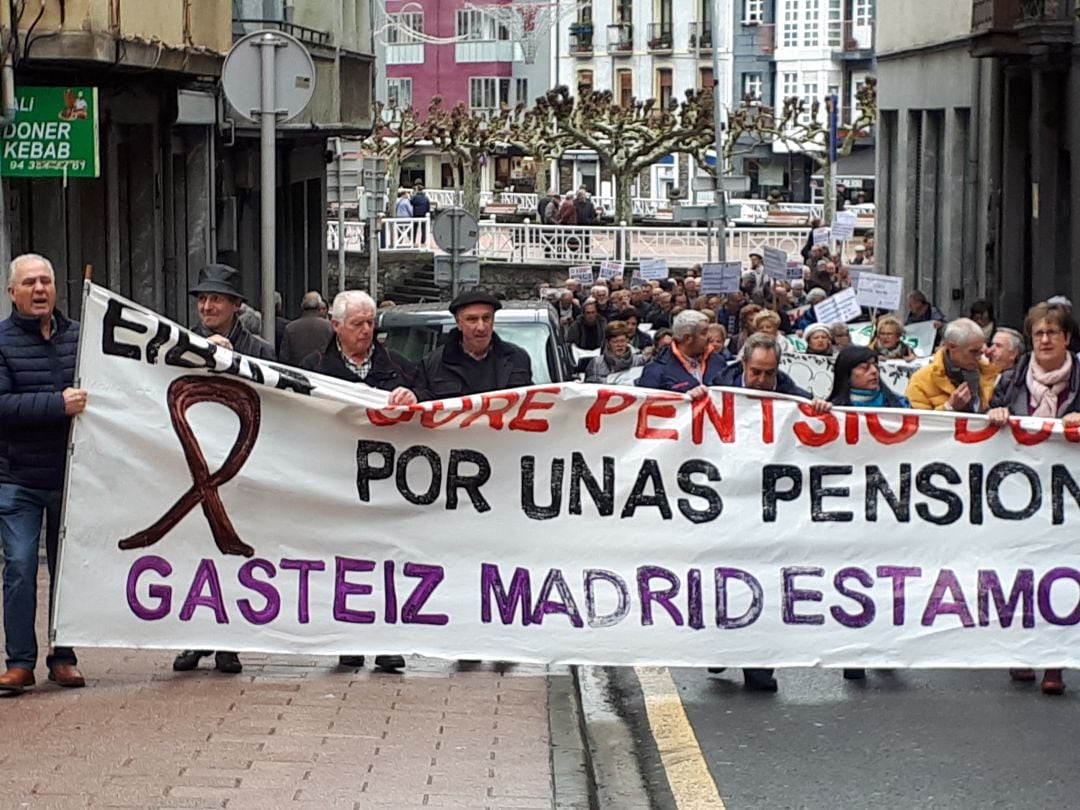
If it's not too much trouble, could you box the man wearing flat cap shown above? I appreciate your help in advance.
[172,264,274,677]
[415,291,533,400]
[188,264,275,362]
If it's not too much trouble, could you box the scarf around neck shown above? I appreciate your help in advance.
[849,387,886,407]
[1026,353,1073,417]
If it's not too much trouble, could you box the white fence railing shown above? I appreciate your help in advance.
[411,190,855,226]
[328,217,812,269]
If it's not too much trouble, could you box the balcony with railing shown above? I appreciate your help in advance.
[607,22,634,54]
[233,18,332,47]
[970,0,1077,56]
[688,21,713,52]
[647,21,673,52]
[831,20,875,58]
[569,22,594,55]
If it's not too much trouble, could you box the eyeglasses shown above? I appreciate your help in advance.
[1033,329,1064,341]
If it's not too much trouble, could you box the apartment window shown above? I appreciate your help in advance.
[800,81,819,124]
[457,10,510,41]
[387,12,423,43]
[803,0,820,46]
[615,0,633,24]
[577,69,593,93]
[854,0,873,26]
[386,78,413,109]
[742,72,763,101]
[743,0,764,24]
[782,72,798,101]
[699,67,714,93]
[827,0,842,46]
[782,0,798,47]
[470,77,512,112]
[657,69,673,109]
[386,12,424,65]
[516,78,529,106]
[617,69,633,107]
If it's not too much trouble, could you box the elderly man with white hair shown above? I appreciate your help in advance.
[905,317,998,412]
[985,327,1025,374]
[0,254,87,694]
[636,310,726,398]
[301,290,417,407]
[301,289,416,673]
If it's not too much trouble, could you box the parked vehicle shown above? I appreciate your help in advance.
[376,300,575,384]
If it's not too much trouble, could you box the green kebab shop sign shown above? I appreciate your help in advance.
[1,86,99,178]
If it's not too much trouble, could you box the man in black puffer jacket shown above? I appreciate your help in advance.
[0,253,87,695]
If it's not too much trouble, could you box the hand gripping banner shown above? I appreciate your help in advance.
[53,284,1080,668]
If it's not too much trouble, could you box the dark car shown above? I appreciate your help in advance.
[375,300,575,384]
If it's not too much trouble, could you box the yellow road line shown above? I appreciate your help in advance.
[635,666,726,810]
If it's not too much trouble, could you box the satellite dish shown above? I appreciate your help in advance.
[222,30,316,123]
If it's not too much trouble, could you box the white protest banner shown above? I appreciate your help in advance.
[763,246,789,281]
[856,271,904,311]
[813,226,831,246]
[568,265,594,283]
[700,261,742,295]
[780,351,931,399]
[787,261,805,280]
[811,288,862,324]
[831,211,857,242]
[638,258,668,280]
[56,283,1080,668]
[599,260,624,280]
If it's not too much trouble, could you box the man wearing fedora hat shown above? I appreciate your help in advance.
[414,291,533,401]
[172,264,274,676]
[187,264,275,362]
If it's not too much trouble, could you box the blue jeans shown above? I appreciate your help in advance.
[0,483,76,670]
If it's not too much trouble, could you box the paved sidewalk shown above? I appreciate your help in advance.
[0,574,575,809]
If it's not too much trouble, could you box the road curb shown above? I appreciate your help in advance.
[574,665,653,810]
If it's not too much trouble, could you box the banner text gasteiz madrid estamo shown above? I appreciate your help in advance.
[53,283,1080,668]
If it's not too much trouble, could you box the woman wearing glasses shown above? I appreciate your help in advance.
[989,301,1080,696]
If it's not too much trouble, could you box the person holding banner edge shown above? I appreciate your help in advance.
[988,301,1080,695]
[301,289,417,672]
[0,253,86,694]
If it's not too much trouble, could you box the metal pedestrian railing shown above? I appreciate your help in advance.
[327,216,813,269]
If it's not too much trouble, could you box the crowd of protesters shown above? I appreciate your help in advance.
[1,241,1075,699]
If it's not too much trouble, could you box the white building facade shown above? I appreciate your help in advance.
[551,0,735,203]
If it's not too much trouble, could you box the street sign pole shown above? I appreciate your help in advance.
[223,29,314,345]
[335,138,347,296]
[257,34,282,346]
[712,0,727,262]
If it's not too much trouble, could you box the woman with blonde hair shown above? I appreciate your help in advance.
[870,315,916,362]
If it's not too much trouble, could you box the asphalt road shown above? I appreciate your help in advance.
[668,667,1078,809]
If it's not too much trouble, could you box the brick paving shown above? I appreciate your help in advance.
[0,573,567,809]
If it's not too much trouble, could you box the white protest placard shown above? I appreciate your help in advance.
[831,210,857,242]
[763,246,789,281]
[568,265,594,283]
[700,261,742,295]
[638,258,669,280]
[599,260,624,280]
[813,226,831,246]
[57,282,1080,668]
[787,261,805,280]
[855,271,903,311]
[812,287,862,324]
